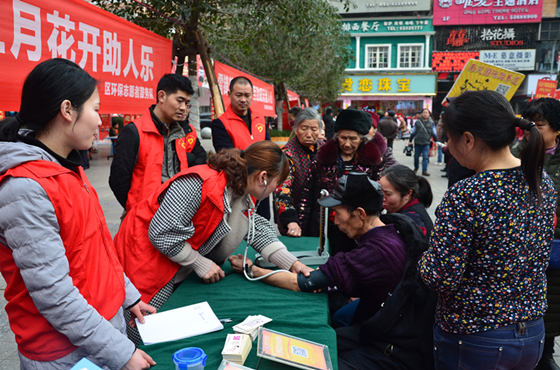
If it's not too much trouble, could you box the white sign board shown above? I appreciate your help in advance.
[479,49,536,71]
[330,0,430,14]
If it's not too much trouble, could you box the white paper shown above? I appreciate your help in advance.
[136,301,224,345]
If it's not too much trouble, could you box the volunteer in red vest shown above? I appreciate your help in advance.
[211,76,270,152]
[115,141,314,344]
[109,73,207,212]
[0,59,155,369]
[211,76,272,219]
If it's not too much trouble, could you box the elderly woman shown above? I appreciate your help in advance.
[275,108,324,237]
[311,109,386,255]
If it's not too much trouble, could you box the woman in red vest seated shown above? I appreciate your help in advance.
[114,140,314,343]
[0,59,155,369]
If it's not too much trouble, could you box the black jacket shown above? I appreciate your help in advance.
[338,213,437,370]
[109,107,207,209]
[323,114,335,140]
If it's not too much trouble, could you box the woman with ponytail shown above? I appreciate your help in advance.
[0,59,155,369]
[114,140,314,343]
[419,90,557,369]
[514,97,560,370]
[379,164,434,236]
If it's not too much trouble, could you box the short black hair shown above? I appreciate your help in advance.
[522,97,560,131]
[326,108,333,115]
[342,204,380,218]
[229,76,253,93]
[387,109,395,117]
[156,74,194,103]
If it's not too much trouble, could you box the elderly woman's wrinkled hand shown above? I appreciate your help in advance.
[228,254,252,274]
[287,222,302,237]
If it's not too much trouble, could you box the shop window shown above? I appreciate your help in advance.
[398,44,424,68]
[366,45,391,69]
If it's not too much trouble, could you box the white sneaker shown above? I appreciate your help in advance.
[435,162,443,166]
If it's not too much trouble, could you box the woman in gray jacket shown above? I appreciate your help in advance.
[0,59,155,369]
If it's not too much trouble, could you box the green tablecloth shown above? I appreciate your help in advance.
[139,236,337,370]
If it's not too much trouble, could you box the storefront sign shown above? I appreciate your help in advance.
[330,0,430,14]
[433,0,543,26]
[534,79,557,98]
[443,59,524,105]
[214,60,275,117]
[341,18,433,34]
[479,49,535,70]
[432,51,480,72]
[434,24,538,50]
[0,0,172,114]
[340,74,437,95]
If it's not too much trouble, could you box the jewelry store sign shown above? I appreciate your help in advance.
[479,49,535,70]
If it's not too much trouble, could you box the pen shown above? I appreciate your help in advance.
[219,318,232,323]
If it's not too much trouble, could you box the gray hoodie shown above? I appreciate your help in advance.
[0,138,140,369]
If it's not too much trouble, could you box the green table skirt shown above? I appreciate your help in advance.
[139,236,338,370]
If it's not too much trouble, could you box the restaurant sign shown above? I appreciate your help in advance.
[341,18,433,34]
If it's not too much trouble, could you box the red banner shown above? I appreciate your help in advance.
[535,79,558,99]
[213,60,275,117]
[433,0,543,26]
[0,0,172,114]
[432,51,480,72]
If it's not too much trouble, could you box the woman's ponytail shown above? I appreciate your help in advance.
[0,116,24,142]
[517,117,545,206]
[208,148,248,196]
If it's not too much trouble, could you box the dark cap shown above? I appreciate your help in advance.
[334,109,372,135]
[317,172,383,213]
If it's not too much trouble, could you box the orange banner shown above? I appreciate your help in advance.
[535,79,558,99]
[213,60,275,117]
[0,0,172,114]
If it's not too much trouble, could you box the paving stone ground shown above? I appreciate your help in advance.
[0,139,558,367]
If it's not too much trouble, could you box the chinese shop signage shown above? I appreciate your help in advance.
[340,74,437,95]
[479,49,535,70]
[341,18,433,34]
[330,0,430,14]
[0,0,172,114]
[433,0,543,25]
[443,59,524,105]
[432,51,480,72]
[434,24,538,51]
[534,79,558,99]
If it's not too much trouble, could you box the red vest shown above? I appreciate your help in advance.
[220,105,266,150]
[126,108,198,211]
[0,161,125,361]
[114,165,227,302]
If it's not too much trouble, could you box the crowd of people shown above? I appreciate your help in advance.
[0,58,559,370]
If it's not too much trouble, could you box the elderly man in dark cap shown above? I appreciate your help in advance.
[229,172,436,370]
[310,108,387,256]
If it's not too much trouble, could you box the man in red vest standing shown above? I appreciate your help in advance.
[211,76,272,218]
[109,74,207,212]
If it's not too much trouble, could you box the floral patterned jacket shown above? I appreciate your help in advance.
[274,137,324,236]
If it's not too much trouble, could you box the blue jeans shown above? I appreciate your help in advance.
[437,145,443,163]
[414,144,430,172]
[434,318,544,370]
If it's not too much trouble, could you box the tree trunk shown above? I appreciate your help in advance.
[196,31,224,118]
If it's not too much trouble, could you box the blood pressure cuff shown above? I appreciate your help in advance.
[297,269,332,292]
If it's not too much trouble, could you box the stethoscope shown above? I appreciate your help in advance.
[242,178,292,281]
